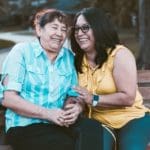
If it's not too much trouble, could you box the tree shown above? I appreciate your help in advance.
[137,0,150,69]
[0,0,8,15]
[0,0,11,27]
[93,0,138,28]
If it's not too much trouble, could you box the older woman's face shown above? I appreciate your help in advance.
[37,18,67,53]
[74,15,95,52]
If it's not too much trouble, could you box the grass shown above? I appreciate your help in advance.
[0,40,15,49]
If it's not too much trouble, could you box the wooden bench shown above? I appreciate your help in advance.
[137,70,150,109]
[137,70,150,150]
[0,106,12,150]
[0,70,150,150]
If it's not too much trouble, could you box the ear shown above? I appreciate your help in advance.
[35,24,42,37]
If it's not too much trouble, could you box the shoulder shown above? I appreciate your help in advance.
[63,47,74,55]
[5,41,36,64]
[10,42,30,54]
[115,45,135,62]
[62,47,75,59]
[113,45,136,69]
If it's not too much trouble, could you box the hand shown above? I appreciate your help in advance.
[73,86,93,105]
[63,96,77,109]
[45,108,66,126]
[63,103,82,126]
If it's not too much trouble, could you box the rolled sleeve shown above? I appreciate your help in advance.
[1,43,26,93]
[5,81,22,92]
[0,83,4,104]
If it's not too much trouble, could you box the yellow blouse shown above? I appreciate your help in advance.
[78,45,149,129]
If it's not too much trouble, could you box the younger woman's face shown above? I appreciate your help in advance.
[74,15,95,53]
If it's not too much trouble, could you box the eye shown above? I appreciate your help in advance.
[74,26,80,32]
[81,24,90,33]
[74,24,91,34]
[51,26,57,30]
[61,27,67,32]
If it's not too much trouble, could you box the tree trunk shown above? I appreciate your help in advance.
[137,0,150,69]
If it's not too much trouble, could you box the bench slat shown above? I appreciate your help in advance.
[137,70,150,110]
[137,70,150,83]
[138,87,150,100]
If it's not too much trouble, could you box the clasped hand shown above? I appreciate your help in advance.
[51,102,82,127]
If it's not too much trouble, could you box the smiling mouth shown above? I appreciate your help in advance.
[78,37,88,41]
[51,38,62,44]
[78,39,88,44]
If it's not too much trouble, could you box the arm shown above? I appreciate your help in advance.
[75,48,137,107]
[63,61,85,125]
[2,90,65,126]
[1,44,65,126]
[99,48,137,107]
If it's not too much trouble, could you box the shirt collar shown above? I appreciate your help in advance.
[82,55,89,68]
[33,39,44,57]
[82,55,99,72]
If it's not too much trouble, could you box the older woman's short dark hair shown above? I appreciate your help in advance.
[33,9,69,28]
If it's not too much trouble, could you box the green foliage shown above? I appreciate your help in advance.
[93,0,138,28]
[0,40,15,48]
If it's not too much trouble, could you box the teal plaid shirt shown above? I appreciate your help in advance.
[1,39,78,131]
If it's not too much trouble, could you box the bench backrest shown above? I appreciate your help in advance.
[137,70,150,108]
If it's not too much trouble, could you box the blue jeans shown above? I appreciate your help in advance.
[103,113,150,150]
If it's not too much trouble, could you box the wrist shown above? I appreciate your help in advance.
[40,107,48,120]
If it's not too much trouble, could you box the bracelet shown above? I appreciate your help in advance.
[92,94,99,107]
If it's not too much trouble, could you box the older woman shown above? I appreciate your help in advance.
[0,8,103,150]
[71,7,150,150]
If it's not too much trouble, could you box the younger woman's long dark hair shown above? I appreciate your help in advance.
[70,7,120,73]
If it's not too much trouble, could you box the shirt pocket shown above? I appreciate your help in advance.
[26,65,47,85]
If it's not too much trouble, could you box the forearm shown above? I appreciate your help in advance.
[2,91,49,120]
[97,92,135,107]
[74,86,136,108]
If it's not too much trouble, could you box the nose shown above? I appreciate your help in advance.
[77,28,84,36]
[56,28,62,36]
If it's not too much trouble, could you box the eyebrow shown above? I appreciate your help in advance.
[50,23,67,28]
[75,23,89,26]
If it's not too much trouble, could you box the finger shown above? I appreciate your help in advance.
[74,86,87,93]
[65,121,75,126]
[64,112,78,121]
[64,117,77,124]
[64,105,76,115]
[78,95,85,100]
[63,108,76,116]
[74,89,83,95]
[73,86,84,90]
[55,120,64,126]
[64,103,75,109]
[63,123,70,127]
[56,116,65,125]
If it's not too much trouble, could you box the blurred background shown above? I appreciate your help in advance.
[0,0,150,71]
